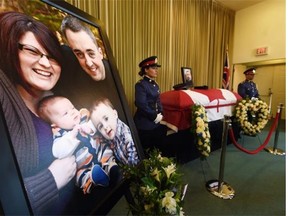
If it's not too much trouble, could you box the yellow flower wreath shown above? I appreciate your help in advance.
[191,105,211,157]
[235,98,269,136]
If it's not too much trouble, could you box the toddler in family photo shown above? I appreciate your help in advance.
[90,97,139,166]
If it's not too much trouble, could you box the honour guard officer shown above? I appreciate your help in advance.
[237,67,259,99]
[134,56,167,154]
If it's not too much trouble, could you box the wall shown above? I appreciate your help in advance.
[233,0,285,64]
[232,0,286,120]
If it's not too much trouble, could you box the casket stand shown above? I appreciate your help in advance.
[159,88,242,163]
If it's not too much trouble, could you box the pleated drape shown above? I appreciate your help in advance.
[65,0,235,114]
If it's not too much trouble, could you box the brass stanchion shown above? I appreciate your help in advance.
[264,103,285,156]
[206,115,235,199]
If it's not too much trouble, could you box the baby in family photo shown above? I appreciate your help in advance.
[38,95,118,194]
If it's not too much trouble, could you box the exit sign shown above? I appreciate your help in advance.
[256,47,268,56]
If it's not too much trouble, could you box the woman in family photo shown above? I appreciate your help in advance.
[0,11,75,214]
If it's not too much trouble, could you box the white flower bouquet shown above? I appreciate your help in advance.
[121,149,185,215]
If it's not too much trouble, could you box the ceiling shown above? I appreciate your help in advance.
[216,0,265,11]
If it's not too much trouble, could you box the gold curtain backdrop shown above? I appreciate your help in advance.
[65,0,235,114]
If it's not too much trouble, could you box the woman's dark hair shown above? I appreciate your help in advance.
[0,11,63,84]
[138,67,147,76]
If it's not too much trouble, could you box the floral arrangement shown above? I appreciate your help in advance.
[191,104,211,157]
[234,98,269,136]
[121,149,185,216]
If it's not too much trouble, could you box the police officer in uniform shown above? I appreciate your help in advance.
[134,56,167,153]
[237,67,259,99]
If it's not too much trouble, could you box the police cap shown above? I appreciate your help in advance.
[243,67,256,75]
[139,56,161,68]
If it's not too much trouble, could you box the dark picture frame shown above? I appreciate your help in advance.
[181,67,193,85]
[0,0,143,215]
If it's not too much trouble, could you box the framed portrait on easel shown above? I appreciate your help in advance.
[0,0,144,215]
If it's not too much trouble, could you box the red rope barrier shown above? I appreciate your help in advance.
[229,112,280,154]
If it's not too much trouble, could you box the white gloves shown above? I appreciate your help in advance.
[251,97,258,101]
[154,113,163,124]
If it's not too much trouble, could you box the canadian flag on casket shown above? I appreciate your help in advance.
[160,88,242,131]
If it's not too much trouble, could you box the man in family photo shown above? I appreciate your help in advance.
[54,15,124,119]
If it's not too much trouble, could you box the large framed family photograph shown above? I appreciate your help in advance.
[0,0,143,215]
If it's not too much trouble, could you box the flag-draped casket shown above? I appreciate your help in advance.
[160,88,242,132]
